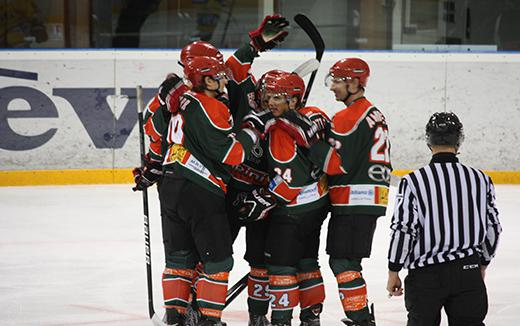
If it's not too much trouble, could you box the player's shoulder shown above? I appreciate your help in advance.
[332,97,374,135]
[268,128,297,163]
[300,106,331,121]
[144,95,162,115]
[184,91,232,130]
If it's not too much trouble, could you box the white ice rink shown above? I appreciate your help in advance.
[1,184,519,326]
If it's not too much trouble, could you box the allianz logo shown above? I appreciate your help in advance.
[350,189,374,196]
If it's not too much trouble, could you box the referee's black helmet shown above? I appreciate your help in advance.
[426,112,464,148]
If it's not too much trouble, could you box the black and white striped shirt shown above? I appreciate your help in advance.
[388,153,502,271]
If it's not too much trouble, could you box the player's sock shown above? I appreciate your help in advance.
[298,268,325,323]
[162,267,197,315]
[247,267,270,316]
[336,270,370,322]
[196,271,229,321]
[268,266,299,324]
[298,268,325,312]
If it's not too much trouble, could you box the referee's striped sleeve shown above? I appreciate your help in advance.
[481,178,502,265]
[388,177,420,271]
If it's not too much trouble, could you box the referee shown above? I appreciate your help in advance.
[386,112,502,326]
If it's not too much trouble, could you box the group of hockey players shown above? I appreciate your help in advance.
[132,14,391,326]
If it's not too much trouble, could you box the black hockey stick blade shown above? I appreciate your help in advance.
[294,14,325,61]
[225,273,249,308]
[294,14,325,106]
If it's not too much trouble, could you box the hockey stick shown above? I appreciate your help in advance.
[293,58,320,77]
[136,85,166,326]
[224,272,249,307]
[294,14,325,106]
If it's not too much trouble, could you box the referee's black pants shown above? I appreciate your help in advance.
[404,254,487,326]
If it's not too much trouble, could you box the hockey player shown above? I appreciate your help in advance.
[223,70,285,326]
[158,56,273,326]
[223,68,274,326]
[220,16,289,326]
[278,58,391,326]
[262,72,330,326]
[132,41,224,191]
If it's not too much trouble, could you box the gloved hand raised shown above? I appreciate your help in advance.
[249,14,289,52]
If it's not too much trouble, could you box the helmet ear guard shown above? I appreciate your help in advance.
[425,112,465,148]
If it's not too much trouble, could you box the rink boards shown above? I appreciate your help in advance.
[1,50,519,185]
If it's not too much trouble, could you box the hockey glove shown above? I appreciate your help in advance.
[276,110,325,148]
[249,14,289,52]
[158,73,189,113]
[132,154,163,191]
[241,109,276,137]
[237,187,277,222]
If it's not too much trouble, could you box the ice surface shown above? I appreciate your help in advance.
[0,184,518,325]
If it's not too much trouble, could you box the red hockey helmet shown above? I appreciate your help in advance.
[179,41,224,67]
[183,56,228,89]
[256,70,284,95]
[327,58,370,87]
[265,72,305,100]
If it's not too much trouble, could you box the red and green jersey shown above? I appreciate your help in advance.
[226,43,271,191]
[225,43,259,130]
[267,107,330,214]
[308,97,392,216]
[162,91,257,196]
[142,43,257,165]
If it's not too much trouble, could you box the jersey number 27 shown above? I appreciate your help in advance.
[370,126,390,164]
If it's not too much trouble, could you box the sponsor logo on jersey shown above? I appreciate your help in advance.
[368,164,392,183]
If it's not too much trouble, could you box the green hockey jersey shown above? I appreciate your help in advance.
[308,97,392,216]
[162,91,257,196]
[143,43,256,164]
